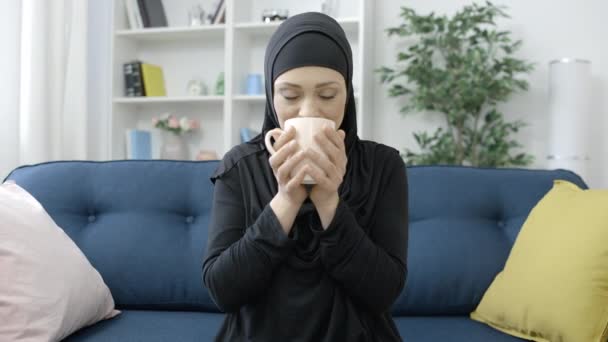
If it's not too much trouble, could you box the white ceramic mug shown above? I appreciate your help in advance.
[265,117,336,184]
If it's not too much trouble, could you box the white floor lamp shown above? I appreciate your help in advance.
[546,58,593,183]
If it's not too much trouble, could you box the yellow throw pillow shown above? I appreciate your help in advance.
[470,180,608,342]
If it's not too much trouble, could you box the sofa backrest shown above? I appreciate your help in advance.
[5,160,220,312]
[5,161,586,315]
[392,165,586,316]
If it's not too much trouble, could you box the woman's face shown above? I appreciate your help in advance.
[273,66,347,130]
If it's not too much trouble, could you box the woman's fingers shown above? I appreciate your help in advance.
[268,127,298,169]
[286,165,309,192]
[270,126,347,192]
[317,127,345,151]
[269,140,298,170]
[276,149,308,185]
[273,126,296,151]
[308,149,342,184]
[326,128,346,151]
[314,128,347,171]
[305,161,335,189]
[315,132,341,166]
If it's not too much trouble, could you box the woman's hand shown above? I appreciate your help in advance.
[268,127,311,233]
[269,126,311,206]
[306,127,347,228]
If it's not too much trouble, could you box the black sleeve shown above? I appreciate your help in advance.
[315,155,408,315]
[202,168,295,313]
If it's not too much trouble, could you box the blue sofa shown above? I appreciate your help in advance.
[4,160,587,341]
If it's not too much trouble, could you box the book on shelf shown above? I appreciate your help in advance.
[125,129,152,159]
[123,61,166,97]
[141,63,167,96]
[123,61,144,97]
[125,0,142,29]
[240,128,259,143]
[140,0,168,28]
[125,0,167,29]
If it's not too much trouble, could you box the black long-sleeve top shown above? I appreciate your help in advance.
[202,142,408,341]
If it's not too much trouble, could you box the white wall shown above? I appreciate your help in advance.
[0,2,22,180]
[373,0,608,188]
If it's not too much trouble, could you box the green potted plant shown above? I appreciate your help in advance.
[377,1,535,167]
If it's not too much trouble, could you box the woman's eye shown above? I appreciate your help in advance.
[319,90,338,100]
[279,91,299,100]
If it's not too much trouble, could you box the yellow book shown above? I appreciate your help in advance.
[141,63,167,96]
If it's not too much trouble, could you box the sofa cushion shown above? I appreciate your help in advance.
[471,180,608,341]
[395,316,528,341]
[4,161,219,312]
[392,166,587,315]
[0,181,119,341]
[64,313,527,342]
[62,310,224,341]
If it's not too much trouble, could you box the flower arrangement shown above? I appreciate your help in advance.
[152,113,200,135]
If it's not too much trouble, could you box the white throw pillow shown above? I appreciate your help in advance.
[0,180,120,342]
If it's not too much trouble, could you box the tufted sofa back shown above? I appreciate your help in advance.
[392,165,586,316]
[6,160,219,312]
[5,161,586,315]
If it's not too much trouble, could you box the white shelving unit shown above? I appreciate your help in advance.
[109,0,373,160]
[113,96,225,104]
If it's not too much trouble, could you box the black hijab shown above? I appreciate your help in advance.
[211,12,384,241]
[248,12,359,154]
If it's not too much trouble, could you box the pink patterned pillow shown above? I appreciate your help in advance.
[0,181,120,341]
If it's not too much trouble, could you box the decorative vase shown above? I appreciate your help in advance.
[160,132,190,160]
[215,72,224,95]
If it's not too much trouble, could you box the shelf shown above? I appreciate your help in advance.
[234,17,359,36]
[110,0,371,160]
[233,95,266,102]
[114,25,225,41]
[113,96,225,104]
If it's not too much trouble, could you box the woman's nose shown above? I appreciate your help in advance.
[298,98,319,118]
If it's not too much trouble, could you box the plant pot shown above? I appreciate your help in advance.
[160,132,190,160]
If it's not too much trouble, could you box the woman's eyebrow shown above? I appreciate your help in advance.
[276,82,302,89]
[276,81,339,88]
[315,81,339,88]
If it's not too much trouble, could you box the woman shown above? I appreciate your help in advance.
[202,12,408,341]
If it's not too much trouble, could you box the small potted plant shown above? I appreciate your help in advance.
[152,113,200,160]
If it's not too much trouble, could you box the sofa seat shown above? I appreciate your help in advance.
[64,310,529,342]
[395,316,528,341]
[64,310,225,342]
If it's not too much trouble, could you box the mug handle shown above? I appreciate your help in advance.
[264,128,284,155]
